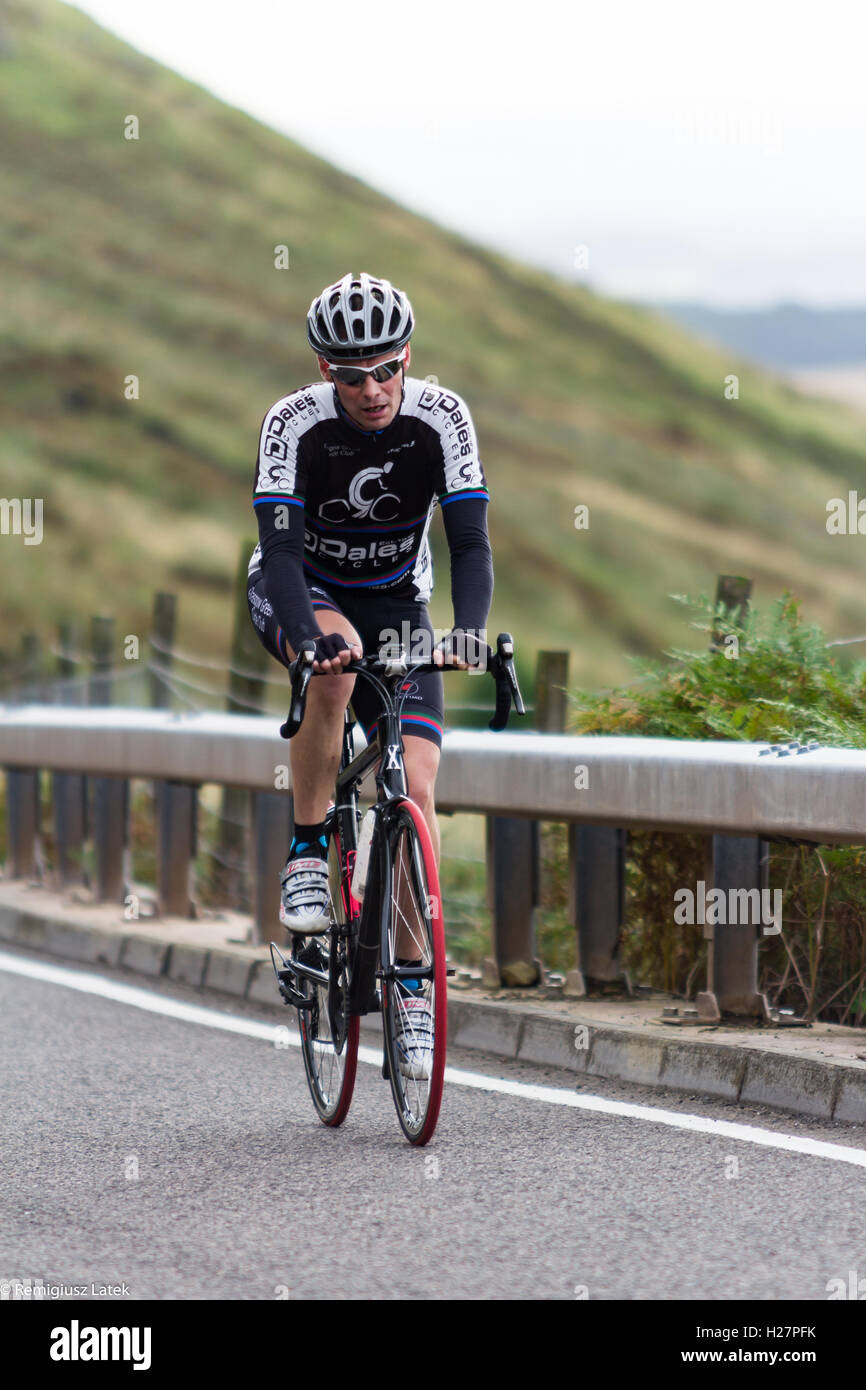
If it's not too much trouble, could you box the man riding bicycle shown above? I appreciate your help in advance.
[247,272,493,1060]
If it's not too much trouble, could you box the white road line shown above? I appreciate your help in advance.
[3,949,865,1168]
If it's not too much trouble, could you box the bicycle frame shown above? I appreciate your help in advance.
[330,684,424,1019]
[273,633,524,1143]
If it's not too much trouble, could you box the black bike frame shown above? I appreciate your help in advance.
[281,693,415,1013]
[337,692,416,1017]
[280,638,523,1016]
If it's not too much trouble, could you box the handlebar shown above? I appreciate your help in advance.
[279,632,526,739]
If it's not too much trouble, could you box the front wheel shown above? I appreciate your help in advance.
[296,825,359,1126]
[379,799,446,1145]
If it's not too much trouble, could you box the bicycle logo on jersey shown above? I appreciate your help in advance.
[319,463,400,524]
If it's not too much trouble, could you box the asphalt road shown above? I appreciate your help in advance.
[2,948,865,1302]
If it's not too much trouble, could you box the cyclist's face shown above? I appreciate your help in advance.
[318,345,410,431]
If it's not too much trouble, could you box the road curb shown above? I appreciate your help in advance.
[1,902,864,1125]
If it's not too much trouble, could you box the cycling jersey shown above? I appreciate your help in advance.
[249,375,493,654]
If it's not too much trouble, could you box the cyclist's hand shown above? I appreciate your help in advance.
[434,628,487,670]
[312,631,362,674]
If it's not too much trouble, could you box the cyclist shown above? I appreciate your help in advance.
[247,272,493,1072]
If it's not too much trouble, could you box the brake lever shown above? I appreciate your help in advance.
[279,641,316,739]
[496,632,526,716]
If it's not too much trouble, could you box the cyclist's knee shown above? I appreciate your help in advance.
[308,671,355,719]
[404,739,439,811]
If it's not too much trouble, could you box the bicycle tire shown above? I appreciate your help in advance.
[296,824,360,1126]
[379,799,446,1145]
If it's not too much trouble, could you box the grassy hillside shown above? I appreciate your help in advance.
[3,0,866,712]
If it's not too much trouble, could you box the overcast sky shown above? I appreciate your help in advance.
[65,0,866,307]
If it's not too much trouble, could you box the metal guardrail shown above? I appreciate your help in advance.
[3,706,865,1020]
[1,708,864,841]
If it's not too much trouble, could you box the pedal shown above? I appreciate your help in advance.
[269,941,315,1010]
[276,970,316,1011]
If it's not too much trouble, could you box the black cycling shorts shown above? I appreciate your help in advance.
[247,569,444,749]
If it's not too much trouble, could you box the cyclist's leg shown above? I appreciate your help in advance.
[345,595,444,855]
[285,604,362,825]
[402,735,441,860]
[247,568,360,822]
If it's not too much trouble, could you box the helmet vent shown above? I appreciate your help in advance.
[307,272,414,360]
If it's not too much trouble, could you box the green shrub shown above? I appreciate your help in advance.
[568,593,866,1023]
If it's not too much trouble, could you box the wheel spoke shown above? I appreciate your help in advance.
[381,802,446,1144]
[295,825,359,1125]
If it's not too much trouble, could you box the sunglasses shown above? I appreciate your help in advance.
[326,350,406,387]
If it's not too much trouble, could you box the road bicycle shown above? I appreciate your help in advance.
[269,633,525,1145]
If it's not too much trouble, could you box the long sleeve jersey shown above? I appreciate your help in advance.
[249,375,494,652]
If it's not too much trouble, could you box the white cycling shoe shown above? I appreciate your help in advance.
[279,856,331,935]
[394,995,434,1079]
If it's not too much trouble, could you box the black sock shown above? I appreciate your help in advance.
[289,822,327,859]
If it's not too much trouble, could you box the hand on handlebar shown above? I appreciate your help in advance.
[433,628,488,671]
[310,631,363,675]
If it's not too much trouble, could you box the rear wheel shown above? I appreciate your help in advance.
[380,799,446,1145]
[296,825,359,1126]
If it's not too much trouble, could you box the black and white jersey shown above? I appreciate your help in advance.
[249,376,493,652]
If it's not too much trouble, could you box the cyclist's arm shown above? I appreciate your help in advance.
[440,493,494,638]
[254,499,321,654]
[429,386,493,645]
[251,404,321,655]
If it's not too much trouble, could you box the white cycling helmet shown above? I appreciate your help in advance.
[307,272,414,362]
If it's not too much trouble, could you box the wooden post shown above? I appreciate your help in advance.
[534,650,570,732]
[699,574,772,1020]
[21,631,42,702]
[149,591,177,708]
[711,574,753,651]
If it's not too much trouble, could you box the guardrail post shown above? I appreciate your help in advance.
[156,780,198,918]
[89,616,129,902]
[565,825,628,994]
[250,790,293,946]
[481,650,567,988]
[149,593,198,917]
[5,768,40,878]
[696,835,772,1021]
[5,633,43,878]
[482,816,541,987]
[52,620,87,888]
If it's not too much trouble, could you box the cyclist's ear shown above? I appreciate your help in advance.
[317,355,332,382]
